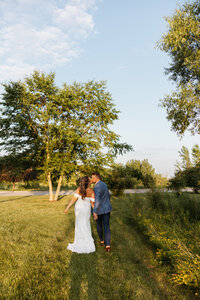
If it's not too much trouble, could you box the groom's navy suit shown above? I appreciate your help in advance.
[93,180,112,246]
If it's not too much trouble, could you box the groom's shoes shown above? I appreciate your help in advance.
[105,246,111,252]
[100,241,104,246]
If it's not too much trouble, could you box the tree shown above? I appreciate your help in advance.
[126,160,143,180]
[184,167,200,193]
[0,80,43,189]
[154,173,168,188]
[104,159,159,194]
[158,0,200,136]
[175,145,193,171]
[0,71,132,200]
[170,144,200,193]
[103,164,127,195]
[170,167,200,193]
[0,154,37,190]
[0,81,41,155]
[169,171,187,192]
[175,144,200,171]
[192,144,200,166]
[126,159,156,188]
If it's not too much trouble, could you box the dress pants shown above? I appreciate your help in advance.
[96,212,111,246]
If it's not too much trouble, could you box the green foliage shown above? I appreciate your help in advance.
[118,192,200,293]
[170,144,200,193]
[0,195,193,299]
[102,164,141,195]
[154,173,169,187]
[171,167,200,193]
[0,154,38,189]
[184,167,200,193]
[126,159,160,188]
[160,84,200,136]
[0,82,39,155]
[0,71,132,196]
[158,0,200,136]
[177,144,200,170]
[192,144,200,166]
[176,146,192,170]
[104,159,167,194]
[169,171,187,192]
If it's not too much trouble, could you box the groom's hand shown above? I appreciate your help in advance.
[93,212,98,220]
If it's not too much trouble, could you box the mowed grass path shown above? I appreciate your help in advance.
[0,195,193,299]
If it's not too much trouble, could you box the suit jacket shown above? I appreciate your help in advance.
[93,180,112,215]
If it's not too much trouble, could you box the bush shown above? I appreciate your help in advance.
[170,167,200,193]
[103,160,168,194]
[118,193,200,292]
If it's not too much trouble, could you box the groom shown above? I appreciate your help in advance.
[90,172,112,252]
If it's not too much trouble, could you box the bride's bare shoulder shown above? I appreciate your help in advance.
[86,187,95,197]
[75,187,80,194]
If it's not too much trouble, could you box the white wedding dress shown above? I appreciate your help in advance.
[67,193,96,254]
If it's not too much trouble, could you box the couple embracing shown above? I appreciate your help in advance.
[64,172,112,253]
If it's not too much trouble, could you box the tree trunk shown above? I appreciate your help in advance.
[12,182,15,190]
[54,175,63,201]
[48,171,54,201]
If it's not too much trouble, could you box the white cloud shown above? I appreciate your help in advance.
[54,4,94,38]
[0,0,99,81]
[0,60,35,83]
[68,0,98,10]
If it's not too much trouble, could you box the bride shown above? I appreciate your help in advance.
[64,176,96,254]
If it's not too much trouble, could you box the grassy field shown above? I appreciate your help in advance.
[0,194,196,299]
[0,182,77,191]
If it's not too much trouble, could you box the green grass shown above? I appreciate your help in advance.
[115,192,200,295]
[0,195,195,299]
[0,182,77,191]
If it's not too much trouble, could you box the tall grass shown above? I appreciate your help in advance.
[0,195,195,299]
[115,192,200,295]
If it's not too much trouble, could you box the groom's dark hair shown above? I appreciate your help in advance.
[92,171,101,179]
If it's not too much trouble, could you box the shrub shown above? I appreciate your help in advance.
[119,193,200,292]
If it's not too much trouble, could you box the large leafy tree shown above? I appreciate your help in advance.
[175,144,200,171]
[126,159,156,188]
[158,0,200,136]
[104,159,158,194]
[175,145,193,171]
[171,144,200,193]
[0,81,41,155]
[0,154,37,190]
[0,71,132,200]
[192,144,200,166]
[0,81,41,189]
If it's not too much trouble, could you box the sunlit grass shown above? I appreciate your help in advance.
[0,195,193,299]
[0,181,76,191]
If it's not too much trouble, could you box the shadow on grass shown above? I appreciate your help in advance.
[123,216,161,254]
[53,190,74,201]
[109,216,172,299]
[68,252,97,300]
[110,208,194,299]
[65,211,98,299]
[57,195,67,201]
[0,196,32,203]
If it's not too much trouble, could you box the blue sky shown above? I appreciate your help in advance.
[0,0,199,177]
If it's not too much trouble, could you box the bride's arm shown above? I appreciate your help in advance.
[64,190,79,213]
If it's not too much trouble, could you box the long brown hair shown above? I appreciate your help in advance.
[79,176,90,199]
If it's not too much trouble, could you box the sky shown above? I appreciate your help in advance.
[0,0,199,177]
